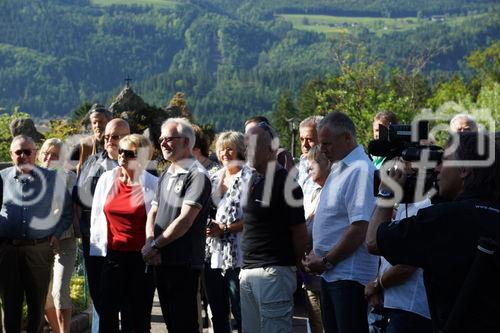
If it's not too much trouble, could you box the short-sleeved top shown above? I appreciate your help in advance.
[241,167,305,269]
[377,194,500,332]
[153,158,211,269]
[380,199,431,319]
[313,145,378,286]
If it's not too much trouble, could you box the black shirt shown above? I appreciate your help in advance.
[154,159,211,269]
[241,167,305,269]
[377,193,500,332]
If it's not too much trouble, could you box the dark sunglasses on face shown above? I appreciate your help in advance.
[13,149,35,156]
[118,148,138,159]
[104,134,122,141]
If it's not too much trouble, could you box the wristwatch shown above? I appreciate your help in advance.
[377,188,394,199]
[322,256,333,270]
[151,239,160,250]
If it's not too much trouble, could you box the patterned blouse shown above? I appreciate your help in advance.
[205,165,253,271]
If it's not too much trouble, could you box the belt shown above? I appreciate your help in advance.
[5,237,50,246]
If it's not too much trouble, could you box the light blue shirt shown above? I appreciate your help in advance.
[0,166,73,239]
[312,145,378,286]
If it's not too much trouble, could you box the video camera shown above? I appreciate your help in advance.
[368,121,443,203]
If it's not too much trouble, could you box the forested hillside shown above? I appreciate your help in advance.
[0,0,498,130]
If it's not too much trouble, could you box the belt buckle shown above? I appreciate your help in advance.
[11,239,22,246]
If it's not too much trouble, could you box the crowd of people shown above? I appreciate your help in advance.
[0,104,499,333]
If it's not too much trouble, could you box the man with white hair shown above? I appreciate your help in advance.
[449,114,478,132]
[0,135,73,333]
[142,118,211,333]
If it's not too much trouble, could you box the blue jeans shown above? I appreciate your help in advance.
[385,308,432,333]
[204,265,242,333]
[320,279,369,333]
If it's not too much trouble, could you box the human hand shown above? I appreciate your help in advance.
[141,239,159,261]
[302,253,326,275]
[206,220,224,238]
[49,236,59,250]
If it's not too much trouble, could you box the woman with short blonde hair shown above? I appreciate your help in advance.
[90,133,157,332]
[205,131,250,333]
[38,138,77,333]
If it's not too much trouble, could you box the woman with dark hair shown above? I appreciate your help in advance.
[89,134,158,332]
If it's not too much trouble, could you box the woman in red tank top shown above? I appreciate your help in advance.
[90,134,158,333]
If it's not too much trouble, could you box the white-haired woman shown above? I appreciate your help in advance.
[204,131,252,333]
[90,134,158,332]
[38,138,78,333]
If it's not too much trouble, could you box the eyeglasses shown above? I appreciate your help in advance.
[104,134,124,141]
[159,136,183,144]
[118,148,138,159]
[13,149,35,156]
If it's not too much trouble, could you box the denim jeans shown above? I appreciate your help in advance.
[240,266,296,333]
[385,308,432,333]
[204,265,242,333]
[320,279,369,333]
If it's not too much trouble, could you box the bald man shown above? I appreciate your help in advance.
[73,118,130,333]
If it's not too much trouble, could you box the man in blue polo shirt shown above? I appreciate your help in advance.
[0,135,73,333]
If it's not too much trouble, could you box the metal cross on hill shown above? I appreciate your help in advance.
[124,75,132,88]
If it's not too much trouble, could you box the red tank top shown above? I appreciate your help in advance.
[104,178,147,252]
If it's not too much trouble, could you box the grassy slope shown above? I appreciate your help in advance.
[277,12,491,36]
[90,0,178,8]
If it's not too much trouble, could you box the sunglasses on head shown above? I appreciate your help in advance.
[256,122,275,139]
[13,149,34,156]
[118,148,138,159]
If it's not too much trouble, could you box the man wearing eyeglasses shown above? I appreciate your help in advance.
[0,135,73,333]
[142,118,211,333]
[73,118,130,333]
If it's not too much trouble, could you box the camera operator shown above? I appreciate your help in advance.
[366,131,500,332]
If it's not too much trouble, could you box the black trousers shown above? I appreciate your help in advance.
[98,250,152,333]
[0,241,53,333]
[81,234,104,313]
[155,265,201,333]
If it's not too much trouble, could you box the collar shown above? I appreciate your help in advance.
[167,158,197,176]
[341,145,366,167]
[12,166,38,180]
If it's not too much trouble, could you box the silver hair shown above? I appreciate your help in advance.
[161,117,196,152]
[450,114,478,132]
[299,115,324,133]
[10,135,36,150]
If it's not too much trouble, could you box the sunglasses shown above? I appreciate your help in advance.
[104,134,123,141]
[159,136,183,144]
[13,149,35,156]
[256,122,275,139]
[118,148,138,159]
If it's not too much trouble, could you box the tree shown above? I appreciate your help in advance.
[272,91,298,155]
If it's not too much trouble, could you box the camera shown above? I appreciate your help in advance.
[368,121,443,203]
